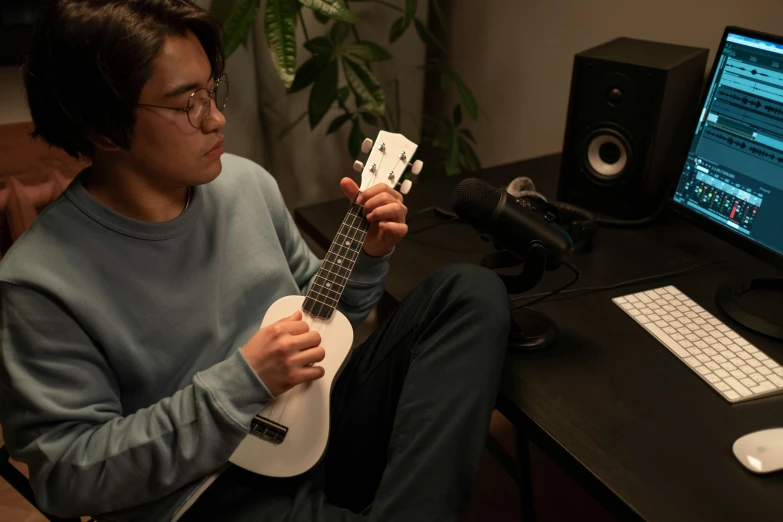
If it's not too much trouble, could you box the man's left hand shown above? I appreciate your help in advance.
[340,177,407,258]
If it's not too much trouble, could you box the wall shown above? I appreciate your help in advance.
[0,66,29,125]
[446,0,783,169]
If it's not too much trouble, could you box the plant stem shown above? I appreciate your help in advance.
[372,0,404,13]
[300,11,311,42]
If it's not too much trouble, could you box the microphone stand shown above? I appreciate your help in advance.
[481,241,559,351]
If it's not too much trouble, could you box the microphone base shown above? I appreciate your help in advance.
[508,307,558,352]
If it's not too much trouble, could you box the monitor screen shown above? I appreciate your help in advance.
[672,30,783,259]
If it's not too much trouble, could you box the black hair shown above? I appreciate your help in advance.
[23,0,225,159]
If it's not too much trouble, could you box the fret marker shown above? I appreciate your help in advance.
[326,282,331,288]
[345,240,351,246]
[337,258,342,264]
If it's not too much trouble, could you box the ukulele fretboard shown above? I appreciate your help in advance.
[303,201,369,319]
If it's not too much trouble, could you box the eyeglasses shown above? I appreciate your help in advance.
[137,73,229,129]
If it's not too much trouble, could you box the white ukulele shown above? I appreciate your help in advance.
[229,130,423,477]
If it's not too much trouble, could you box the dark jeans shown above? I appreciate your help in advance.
[181,263,511,522]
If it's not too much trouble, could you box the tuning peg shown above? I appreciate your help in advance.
[353,160,364,173]
[400,179,413,195]
[411,160,423,175]
[361,138,373,154]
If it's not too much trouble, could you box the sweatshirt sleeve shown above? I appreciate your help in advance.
[0,282,274,518]
[264,174,390,325]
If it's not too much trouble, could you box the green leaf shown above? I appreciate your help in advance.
[330,21,352,45]
[343,41,393,62]
[454,75,478,119]
[453,104,462,127]
[304,36,334,55]
[413,18,446,53]
[290,54,330,92]
[349,120,364,159]
[327,113,353,134]
[342,58,385,116]
[298,0,358,23]
[440,69,454,91]
[459,128,476,144]
[459,138,481,172]
[388,17,408,43]
[360,111,379,126]
[223,0,261,59]
[337,86,350,104]
[314,10,330,23]
[308,59,339,127]
[265,0,297,88]
[210,0,237,26]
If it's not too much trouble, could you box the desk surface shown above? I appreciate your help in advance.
[294,154,783,522]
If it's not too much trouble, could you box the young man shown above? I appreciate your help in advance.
[0,1,511,521]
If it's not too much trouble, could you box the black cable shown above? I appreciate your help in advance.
[511,258,731,307]
[511,261,581,310]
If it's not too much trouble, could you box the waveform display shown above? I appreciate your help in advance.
[705,129,783,164]
[718,89,783,116]
[726,63,772,78]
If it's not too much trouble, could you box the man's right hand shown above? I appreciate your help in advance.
[241,310,325,396]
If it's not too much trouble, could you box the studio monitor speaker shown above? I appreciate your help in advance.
[558,37,709,219]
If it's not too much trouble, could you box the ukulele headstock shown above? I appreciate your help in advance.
[351,130,423,196]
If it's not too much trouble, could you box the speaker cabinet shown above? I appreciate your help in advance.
[558,37,709,219]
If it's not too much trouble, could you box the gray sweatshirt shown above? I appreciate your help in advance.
[0,154,390,520]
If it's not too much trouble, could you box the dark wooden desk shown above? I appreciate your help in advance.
[294,154,783,522]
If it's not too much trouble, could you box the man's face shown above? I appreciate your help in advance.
[129,31,226,188]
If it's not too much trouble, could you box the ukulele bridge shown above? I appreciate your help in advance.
[250,414,289,444]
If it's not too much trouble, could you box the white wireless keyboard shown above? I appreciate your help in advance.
[613,286,783,403]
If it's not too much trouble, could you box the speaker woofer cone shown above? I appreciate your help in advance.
[583,129,632,181]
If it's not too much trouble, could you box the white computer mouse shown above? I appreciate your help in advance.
[733,428,783,474]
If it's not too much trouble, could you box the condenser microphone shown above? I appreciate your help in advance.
[451,178,573,270]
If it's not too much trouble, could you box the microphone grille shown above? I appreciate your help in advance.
[450,178,502,225]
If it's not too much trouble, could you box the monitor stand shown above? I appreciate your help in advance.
[716,278,783,340]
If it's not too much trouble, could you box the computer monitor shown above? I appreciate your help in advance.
[670,26,783,338]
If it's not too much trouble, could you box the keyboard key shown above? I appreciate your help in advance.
[721,362,736,371]
[748,359,762,368]
[729,358,743,367]
[681,340,694,348]
[695,341,708,349]
[775,368,783,377]
[736,338,749,346]
[639,293,652,303]
[739,352,752,360]
[751,382,776,394]
[715,369,730,378]
[638,315,652,324]
[708,318,722,326]
[764,359,780,369]
[671,333,685,341]
[713,355,727,364]
[740,365,754,375]
[706,362,720,371]
[731,370,745,379]
[755,352,769,361]
[656,320,668,328]
[706,374,720,383]
[770,375,783,387]
[685,357,700,367]
[724,390,740,400]
[686,334,699,342]
[663,326,677,335]
[759,366,772,376]
[626,295,638,303]
[697,354,710,363]
[716,381,731,391]
[725,377,752,397]
[751,374,767,383]
[741,377,756,388]
[726,331,740,340]
[697,366,711,375]
[704,348,717,356]
[703,324,716,332]
[688,348,701,356]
